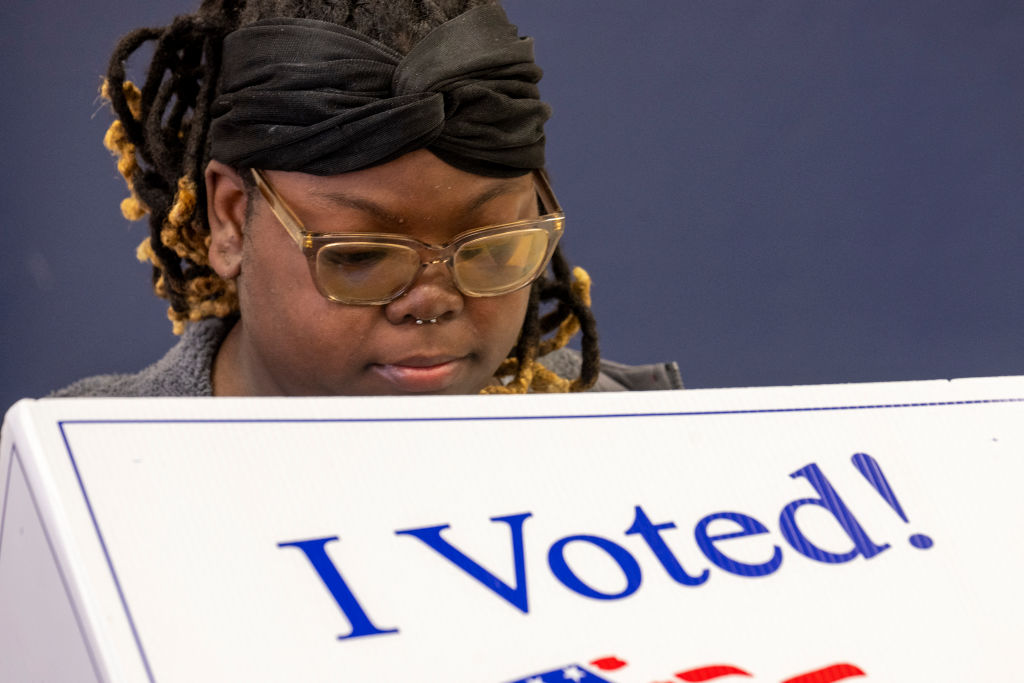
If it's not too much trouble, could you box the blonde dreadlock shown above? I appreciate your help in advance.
[485,266,595,393]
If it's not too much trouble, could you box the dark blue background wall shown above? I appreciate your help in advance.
[2,1,1022,409]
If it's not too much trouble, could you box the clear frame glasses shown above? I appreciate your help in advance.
[250,168,565,305]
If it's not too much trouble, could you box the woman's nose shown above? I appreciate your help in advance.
[383,262,464,325]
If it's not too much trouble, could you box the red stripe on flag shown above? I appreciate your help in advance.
[590,656,628,671]
[781,663,866,683]
[675,665,753,681]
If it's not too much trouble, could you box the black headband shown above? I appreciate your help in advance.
[209,5,550,178]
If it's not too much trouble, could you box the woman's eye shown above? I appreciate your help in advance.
[324,248,389,268]
[462,237,517,266]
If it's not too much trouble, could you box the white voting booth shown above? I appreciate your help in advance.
[2,377,1023,682]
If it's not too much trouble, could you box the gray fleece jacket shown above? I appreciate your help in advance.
[51,317,682,397]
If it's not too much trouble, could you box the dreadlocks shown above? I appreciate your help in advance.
[103,0,600,393]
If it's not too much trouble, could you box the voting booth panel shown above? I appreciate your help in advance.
[2,378,1023,682]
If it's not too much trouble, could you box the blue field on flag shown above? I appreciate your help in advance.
[505,663,617,683]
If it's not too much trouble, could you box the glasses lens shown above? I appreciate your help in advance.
[315,242,420,303]
[453,228,551,295]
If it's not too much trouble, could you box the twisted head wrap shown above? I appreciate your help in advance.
[210,5,550,178]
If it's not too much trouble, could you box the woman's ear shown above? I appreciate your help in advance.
[205,159,248,280]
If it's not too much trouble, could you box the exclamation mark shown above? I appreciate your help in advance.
[851,452,933,549]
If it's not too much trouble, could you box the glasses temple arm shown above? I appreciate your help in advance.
[533,168,562,214]
[250,168,307,247]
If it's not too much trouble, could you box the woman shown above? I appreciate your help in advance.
[55,0,681,397]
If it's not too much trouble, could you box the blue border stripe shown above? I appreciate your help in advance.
[52,396,1024,428]
[59,426,156,683]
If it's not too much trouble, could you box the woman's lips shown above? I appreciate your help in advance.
[371,356,468,393]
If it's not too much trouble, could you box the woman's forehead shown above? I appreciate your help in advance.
[265,150,535,217]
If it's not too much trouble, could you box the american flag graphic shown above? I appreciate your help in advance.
[505,657,866,683]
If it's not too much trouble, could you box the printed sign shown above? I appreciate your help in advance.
[2,377,1023,682]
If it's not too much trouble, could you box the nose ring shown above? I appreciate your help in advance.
[415,318,438,325]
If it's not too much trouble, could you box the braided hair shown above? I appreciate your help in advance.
[103,0,600,393]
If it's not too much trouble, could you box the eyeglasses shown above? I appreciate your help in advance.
[250,168,565,305]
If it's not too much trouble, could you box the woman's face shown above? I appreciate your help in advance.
[206,149,536,396]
